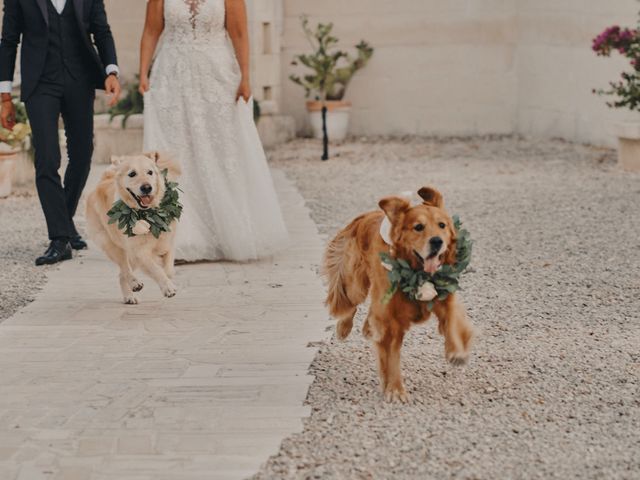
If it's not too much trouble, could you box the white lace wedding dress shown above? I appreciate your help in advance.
[143,0,288,261]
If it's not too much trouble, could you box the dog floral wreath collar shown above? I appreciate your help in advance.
[107,169,183,239]
[379,215,473,310]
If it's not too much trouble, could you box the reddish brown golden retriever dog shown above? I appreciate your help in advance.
[323,187,474,403]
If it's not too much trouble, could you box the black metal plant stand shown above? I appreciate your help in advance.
[321,104,329,161]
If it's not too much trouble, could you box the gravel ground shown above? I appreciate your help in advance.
[0,192,51,322]
[1,137,638,478]
[255,136,640,480]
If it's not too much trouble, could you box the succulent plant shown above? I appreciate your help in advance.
[290,16,374,101]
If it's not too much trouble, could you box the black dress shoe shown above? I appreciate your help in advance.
[35,240,72,266]
[69,235,88,250]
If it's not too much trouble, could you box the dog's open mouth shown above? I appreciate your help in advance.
[424,252,442,275]
[127,189,154,210]
[415,250,443,275]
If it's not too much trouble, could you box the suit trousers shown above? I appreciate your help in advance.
[26,71,95,240]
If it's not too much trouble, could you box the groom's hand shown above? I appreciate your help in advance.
[1,95,16,130]
[105,74,122,107]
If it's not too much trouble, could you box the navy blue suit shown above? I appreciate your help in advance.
[0,0,118,239]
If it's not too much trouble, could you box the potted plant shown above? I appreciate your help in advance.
[290,16,373,146]
[0,98,32,198]
[592,17,640,171]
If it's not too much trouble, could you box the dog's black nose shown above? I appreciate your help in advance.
[429,236,443,252]
[140,184,152,195]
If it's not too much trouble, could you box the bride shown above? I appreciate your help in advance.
[139,0,288,262]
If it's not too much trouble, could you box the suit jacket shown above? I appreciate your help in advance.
[0,0,118,100]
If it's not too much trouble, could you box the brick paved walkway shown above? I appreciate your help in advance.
[0,170,328,480]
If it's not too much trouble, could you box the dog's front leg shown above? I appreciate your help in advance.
[375,327,408,403]
[118,269,139,304]
[137,252,177,298]
[434,293,474,366]
[102,243,139,304]
[163,250,176,279]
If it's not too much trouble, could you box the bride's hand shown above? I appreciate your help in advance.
[139,75,150,95]
[236,78,251,102]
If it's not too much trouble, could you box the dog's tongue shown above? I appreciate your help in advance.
[423,257,440,274]
[139,195,152,207]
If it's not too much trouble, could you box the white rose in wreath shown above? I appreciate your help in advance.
[416,281,438,302]
[132,219,151,236]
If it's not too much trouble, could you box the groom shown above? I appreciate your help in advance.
[0,0,121,265]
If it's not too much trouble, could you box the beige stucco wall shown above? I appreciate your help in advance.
[282,0,520,137]
[281,0,639,145]
[516,0,639,146]
[103,0,146,79]
[1,0,637,145]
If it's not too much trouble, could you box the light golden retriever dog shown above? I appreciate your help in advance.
[324,187,474,403]
[86,152,181,304]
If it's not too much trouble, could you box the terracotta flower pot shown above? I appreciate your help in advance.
[306,100,352,141]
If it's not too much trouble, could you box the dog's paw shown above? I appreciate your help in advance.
[384,384,409,404]
[446,350,469,367]
[162,282,177,298]
[123,295,138,305]
[130,278,144,292]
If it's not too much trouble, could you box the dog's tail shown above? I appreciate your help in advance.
[323,215,371,340]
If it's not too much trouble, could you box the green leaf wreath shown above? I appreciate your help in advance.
[379,215,473,310]
[107,169,182,239]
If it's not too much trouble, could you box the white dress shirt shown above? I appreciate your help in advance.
[0,0,119,94]
[51,0,67,14]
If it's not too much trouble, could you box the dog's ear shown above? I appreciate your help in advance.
[418,187,444,208]
[379,196,411,224]
[110,155,123,166]
[144,151,160,163]
[444,224,458,265]
[152,152,182,179]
